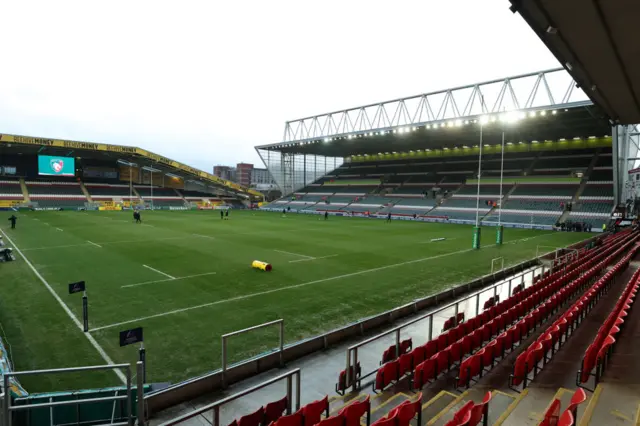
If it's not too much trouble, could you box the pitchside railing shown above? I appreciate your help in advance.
[221,319,284,388]
[3,362,144,426]
[158,368,301,426]
[343,247,582,391]
[343,265,546,391]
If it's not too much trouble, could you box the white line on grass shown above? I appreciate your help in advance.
[87,241,102,248]
[21,236,189,251]
[22,243,91,252]
[0,229,126,384]
[193,234,215,240]
[143,264,175,279]
[121,272,217,289]
[273,249,314,259]
[289,254,339,263]
[90,233,556,332]
[56,228,63,231]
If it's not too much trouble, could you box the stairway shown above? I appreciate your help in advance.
[19,178,30,202]
[524,152,543,176]
[79,180,92,202]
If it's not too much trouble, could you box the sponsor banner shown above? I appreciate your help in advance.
[169,206,188,211]
[68,281,86,294]
[98,206,122,211]
[0,338,28,397]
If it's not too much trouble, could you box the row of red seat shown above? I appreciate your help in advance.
[412,237,620,392]
[231,396,329,426]
[313,396,371,426]
[346,230,631,395]
[578,254,640,388]
[540,388,587,426]
[368,393,422,426]
[509,234,638,390]
[443,391,492,426]
[461,232,638,391]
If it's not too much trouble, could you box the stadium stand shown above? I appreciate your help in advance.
[0,179,24,199]
[84,183,136,199]
[25,180,88,209]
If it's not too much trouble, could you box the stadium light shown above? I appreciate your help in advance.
[324,138,330,142]
[165,173,182,179]
[540,110,547,116]
[455,120,462,127]
[552,110,558,115]
[427,124,431,129]
[479,116,490,125]
[529,111,537,118]
[117,159,136,167]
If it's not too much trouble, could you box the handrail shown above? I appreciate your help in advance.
[344,260,551,390]
[158,368,301,426]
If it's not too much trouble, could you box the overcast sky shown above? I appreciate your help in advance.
[0,0,561,172]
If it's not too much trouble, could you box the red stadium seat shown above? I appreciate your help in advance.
[542,399,560,426]
[302,396,329,426]
[272,411,303,426]
[424,340,438,358]
[339,396,370,426]
[371,414,396,426]
[265,397,289,425]
[566,388,587,420]
[411,346,426,366]
[316,415,344,426]
[468,391,492,426]
[558,410,574,426]
[435,348,450,375]
[398,353,413,377]
[336,363,361,394]
[239,407,264,426]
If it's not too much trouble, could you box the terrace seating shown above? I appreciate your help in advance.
[501,199,563,211]
[534,156,592,170]
[540,389,586,426]
[85,184,134,198]
[581,184,614,198]
[567,213,609,229]
[574,202,613,215]
[150,199,187,208]
[509,235,638,390]
[444,198,495,209]
[511,184,578,198]
[577,267,640,389]
[34,199,87,208]
[135,186,178,197]
[393,198,435,207]
[26,181,84,196]
[230,394,331,426]
[0,180,23,198]
[456,184,510,196]
[443,391,492,426]
[483,212,560,226]
[589,170,613,181]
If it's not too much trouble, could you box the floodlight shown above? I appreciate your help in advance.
[552,110,557,115]
[440,123,445,128]
[427,124,431,129]
[324,138,330,142]
[454,120,462,127]
[447,122,453,128]
[479,116,490,125]
[529,111,536,118]
[540,110,547,116]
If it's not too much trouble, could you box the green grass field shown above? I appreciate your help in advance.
[0,210,588,392]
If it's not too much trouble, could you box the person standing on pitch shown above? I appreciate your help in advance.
[387,212,392,223]
[225,209,229,220]
[220,209,224,220]
[324,211,328,221]
[8,214,17,229]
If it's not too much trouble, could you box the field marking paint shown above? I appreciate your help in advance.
[419,238,457,244]
[143,264,175,279]
[289,254,339,263]
[22,243,91,252]
[193,234,215,240]
[87,241,102,248]
[21,236,189,251]
[0,228,126,384]
[55,228,63,232]
[121,272,217,289]
[90,233,556,332]
[274,249,314,259]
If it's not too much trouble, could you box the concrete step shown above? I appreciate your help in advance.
[584,383,639,426]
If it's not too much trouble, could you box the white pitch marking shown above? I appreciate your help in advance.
[289,254,339,263]
[121,272,217,289]
[87,240,102,248]
[89,233,558,332]
[193,234,215,240]
[56,228,63,231]
[0,228,126,384]
[143,264,175,279]
[22,243,91,251]
[274,249,314,259]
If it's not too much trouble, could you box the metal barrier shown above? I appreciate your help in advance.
[344,264,548,391]
[158,368,301,426]
[222,319,284,388]
[3,362,144,426]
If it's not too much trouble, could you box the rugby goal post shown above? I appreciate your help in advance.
[221,319,284,388]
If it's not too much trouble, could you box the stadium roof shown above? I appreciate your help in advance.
[257,68,611,158]
[0,133,262,198]
[510,0,640,124]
